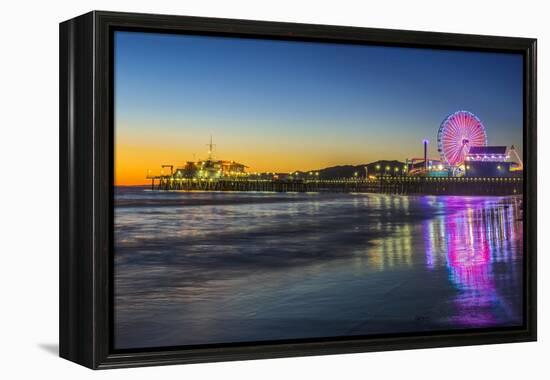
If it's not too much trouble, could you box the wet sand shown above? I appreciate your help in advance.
[114,188,523,349]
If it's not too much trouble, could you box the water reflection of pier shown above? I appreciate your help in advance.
[148,176,523,196]
[423,197,523,327]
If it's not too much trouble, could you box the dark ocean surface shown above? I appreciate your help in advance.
[114,187,523,349]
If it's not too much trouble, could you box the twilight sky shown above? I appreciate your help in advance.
[114,31,523,185]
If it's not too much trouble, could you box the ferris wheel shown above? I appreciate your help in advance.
[437,110,487,168]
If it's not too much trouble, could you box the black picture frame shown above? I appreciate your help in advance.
[59,10,537,369]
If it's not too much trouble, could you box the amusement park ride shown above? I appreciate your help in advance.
[409,110,522,177]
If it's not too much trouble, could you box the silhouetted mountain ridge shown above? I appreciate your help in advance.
[298,160,406,179]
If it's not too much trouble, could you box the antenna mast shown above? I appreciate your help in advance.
[206,135,216,160]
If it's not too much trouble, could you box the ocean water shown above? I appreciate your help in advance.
[114,187,523,349]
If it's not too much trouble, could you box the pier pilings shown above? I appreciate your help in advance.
[147,176,522,196]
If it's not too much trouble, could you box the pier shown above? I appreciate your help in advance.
[147,176,522,196]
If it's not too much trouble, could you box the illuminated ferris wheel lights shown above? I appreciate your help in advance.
[437,110,488,168]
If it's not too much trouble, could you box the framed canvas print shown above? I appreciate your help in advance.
[59,11,537,369]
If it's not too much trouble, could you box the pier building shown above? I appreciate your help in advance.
[464,146,522,178]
